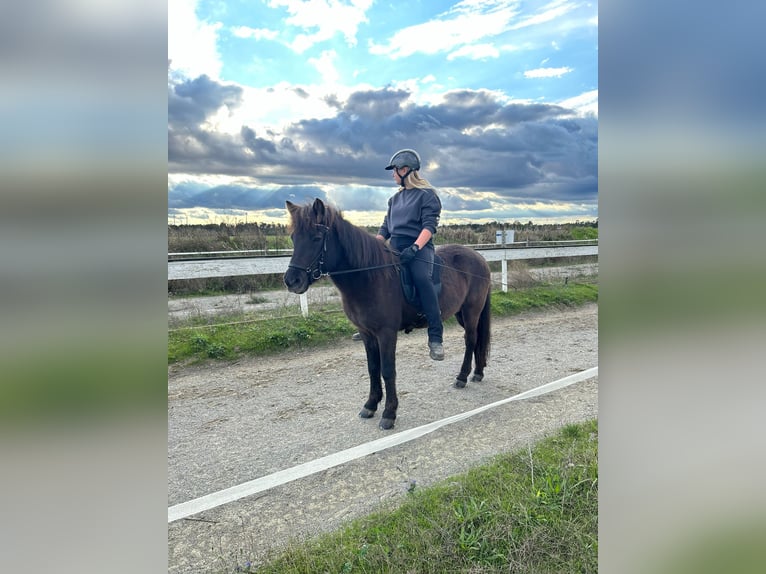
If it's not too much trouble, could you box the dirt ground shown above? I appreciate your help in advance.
[168,286,598,572]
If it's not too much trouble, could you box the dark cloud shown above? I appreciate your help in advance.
[169,183,326,211]
[168,74,255,171]
[343,88,410,120]
[168,77,597,217]
[293,87,310,99]
[168,74,243,127]
[440,192,493,212]
[328,187,392,212]
[241,126,277,157]
[323,94,343,110]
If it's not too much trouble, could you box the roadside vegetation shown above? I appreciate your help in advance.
[168,281,597,365]
[232,419,598,573]
[169,219,597,254]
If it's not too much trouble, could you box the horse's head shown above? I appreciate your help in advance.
[283,198,332,294]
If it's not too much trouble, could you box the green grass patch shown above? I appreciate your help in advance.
[168,309,357,364]
[570,227,598,240]
[244,419,598,574]
[491,282,598,316]
[168,282,597,365]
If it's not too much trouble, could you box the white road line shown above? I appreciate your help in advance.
[168,366,597,523]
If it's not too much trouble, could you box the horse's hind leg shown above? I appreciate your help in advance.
[359,335,383,419]
[453,311,472,387]
[455,325,477,388]
[471,344,486,382]
[466,321,484,383]
[470,290,491,383]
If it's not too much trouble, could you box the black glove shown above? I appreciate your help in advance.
[399,244,419,265]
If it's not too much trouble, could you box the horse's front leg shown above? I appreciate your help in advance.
[358,333,382,419]
[378,331,399,430]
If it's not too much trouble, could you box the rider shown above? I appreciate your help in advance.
[375,149,445,361]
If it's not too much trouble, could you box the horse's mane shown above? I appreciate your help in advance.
[289,201,394,270]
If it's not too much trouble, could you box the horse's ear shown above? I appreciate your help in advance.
[312,198,326,223]
[286,200,298,215]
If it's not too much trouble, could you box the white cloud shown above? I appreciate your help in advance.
[448,43,501,61]
[168,0,223,79]
[366,0,582,64]
[308,50,340,84]
[210,80,387,137]
[511,0,576,30]
[524,66,572,78]
[267,0,373,53]
[558,89,598,117]
[387,76,464,108]
[369,2,518,59]
[231,26,279,41]
[168,172,246,188]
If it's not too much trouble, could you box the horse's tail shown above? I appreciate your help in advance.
[475,288,491,366]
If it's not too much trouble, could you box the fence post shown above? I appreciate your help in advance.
[299,293,309,317]
[501,255,508,292]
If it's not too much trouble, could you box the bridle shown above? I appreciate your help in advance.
[287,222,402,282]
[287,223,330,282]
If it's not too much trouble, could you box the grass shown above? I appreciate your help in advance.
[168,305,357,364]
[237,419,598,573]
[490,282,598,316]
[168,281,598,365]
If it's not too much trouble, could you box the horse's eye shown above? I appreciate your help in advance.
[312,234,322,242]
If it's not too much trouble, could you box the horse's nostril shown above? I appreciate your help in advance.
[284,271,301,289]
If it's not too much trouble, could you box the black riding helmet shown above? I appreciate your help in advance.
[384,149,421,171]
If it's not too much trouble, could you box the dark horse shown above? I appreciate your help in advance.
[283,198,491,430]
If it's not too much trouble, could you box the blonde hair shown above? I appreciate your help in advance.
[402,170,436,193]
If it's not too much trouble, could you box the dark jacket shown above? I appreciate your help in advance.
[377,187,441,242]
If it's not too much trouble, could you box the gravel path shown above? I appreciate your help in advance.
[167,301,598,573]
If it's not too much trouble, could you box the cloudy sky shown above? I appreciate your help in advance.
[168,0,598,226]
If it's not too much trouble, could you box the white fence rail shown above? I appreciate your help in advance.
[168,242,598,316]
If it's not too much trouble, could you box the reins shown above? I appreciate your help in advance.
[320,249,495,286]
[289,221,497,287]
[326,262,398,276]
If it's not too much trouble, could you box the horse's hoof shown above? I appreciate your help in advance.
[471,373,484,382]
[359,408,375,419]
[379,417,395,430]
[454,378,467,389]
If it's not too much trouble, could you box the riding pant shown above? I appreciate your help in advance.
[391,237,443,344]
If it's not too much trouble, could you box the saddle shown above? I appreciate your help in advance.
[400,254,443,332]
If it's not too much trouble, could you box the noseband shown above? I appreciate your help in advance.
[287,223,329,282]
